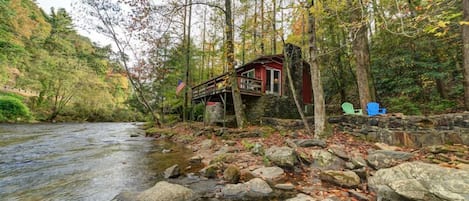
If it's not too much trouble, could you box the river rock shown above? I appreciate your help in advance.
[348,190,370,201]
[366,150,413,169]
[223,165,240,184]
[286,139,298,149]
[311,150,344,170]
[345,162,356,170]
[164,164,180,178]
[285,193,318,201]
[293,139,327,148]
[136,181,196,201]
[251,142,264,155]
[368,161,469,201]
[240,169,255,182]
[265,146,298,168]
[351,156,367,168]
[199,164,218,178]
[274,183,295,190]
[374,142,400,151]
[221,178,273,199]
[319,170,361,188]
[201,139,215,150]
[328,145,349,160]
[189,155,203,164]
[214,146,239,155]
[112,191,139,201]
[252,166,285,181]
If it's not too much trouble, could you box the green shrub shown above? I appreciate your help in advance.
[0,95,32,121]
[426,98,456,114]
[0,92,24,100]
[384,97,421,115]
[192,103,205,121]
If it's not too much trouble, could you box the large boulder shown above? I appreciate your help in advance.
[136,181,196,201]
[369,162,469,201]
[221,178,273,199]
[311,150,344,170]
[293,139,327,148]
[252,166,285,182]
[366,150,413,169]
[319,170,361,188]
[265,146,298,168]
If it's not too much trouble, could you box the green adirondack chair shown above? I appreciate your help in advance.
[341,102,363,115]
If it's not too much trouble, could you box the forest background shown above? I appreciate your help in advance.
[0,0,467,125]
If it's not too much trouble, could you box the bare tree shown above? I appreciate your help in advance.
[307,0,325,136]
[78,0,162,126]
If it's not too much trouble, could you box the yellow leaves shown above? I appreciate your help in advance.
[437,21,448,28]
[309,1,325,18]
[460,21,469,26]
[424,21,451,37]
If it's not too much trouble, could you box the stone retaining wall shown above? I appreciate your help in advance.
[328,113,469,147]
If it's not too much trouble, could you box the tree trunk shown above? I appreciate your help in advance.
[350,0,372,114]
[253,0,258,55]
[201,7,206,81]
[272,0,277,54]
[242,1,247,64]
[463,0,469,110]
[226,0,247,128]
[260,0,265,54]
[307,0,326,137]
[284,44,311,133]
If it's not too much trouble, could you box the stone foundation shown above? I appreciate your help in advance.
[245,95,312,124]
[328,113,469,147]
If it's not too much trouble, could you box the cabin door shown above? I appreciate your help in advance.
[266,68,281,95]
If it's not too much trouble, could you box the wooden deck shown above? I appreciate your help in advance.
[192,73,262,102]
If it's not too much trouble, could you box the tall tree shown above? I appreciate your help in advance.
[349,0,373,114]
[463,0,469,110]
[226,0,247,127]
[307,0,325,136]
[183,0,192,122]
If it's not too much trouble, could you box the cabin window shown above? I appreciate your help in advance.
[241,69,255,78]
[266,68,280,95]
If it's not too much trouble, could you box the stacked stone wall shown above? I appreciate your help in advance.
[328,113,469,147]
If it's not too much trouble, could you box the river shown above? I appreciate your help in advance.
[0,123,192,201]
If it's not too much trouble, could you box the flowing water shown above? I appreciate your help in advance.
[0,123,192,201]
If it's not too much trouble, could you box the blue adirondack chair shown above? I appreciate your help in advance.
[367,102,386,116]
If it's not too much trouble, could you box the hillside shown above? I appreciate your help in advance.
[0,0,138,122]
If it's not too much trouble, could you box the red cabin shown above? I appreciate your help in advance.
[192,54,312,105]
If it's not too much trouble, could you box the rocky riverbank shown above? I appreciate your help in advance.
[115,122,469,201]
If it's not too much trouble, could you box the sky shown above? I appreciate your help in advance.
[35,0,112,47]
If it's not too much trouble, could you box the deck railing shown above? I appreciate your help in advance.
[192,74,262,100]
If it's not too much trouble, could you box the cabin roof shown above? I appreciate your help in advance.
[236,54,284,72]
